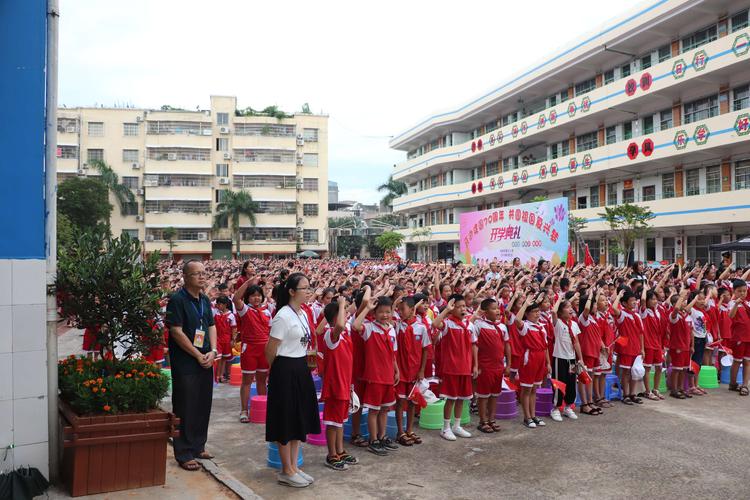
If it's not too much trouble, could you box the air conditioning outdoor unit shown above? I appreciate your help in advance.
[223,152,232,160]
[296,225,304,232]
[197,232,208,241]
[66,126,76,133]
[220,126,230,134]
[296,136,304,146]
[135,215,144,222]
[219,177,230,185]
[297,217,304,224]
[167,153,177,161]
[77,169,86,176]
[131,162,140,169]
[296,151,304,159]
[136,116,143,122]
[136,188,145,196]
[146,234,155,242]
[296,158,304,166]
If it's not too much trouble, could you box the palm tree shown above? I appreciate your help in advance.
[89,160,135,215]
[213,190,260,259]
[162,226,177,260]
[377,175,408,210]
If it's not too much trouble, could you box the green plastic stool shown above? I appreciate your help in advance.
[698,365,719,389]
[418,400,446,430]
[160,368,172,391]
[460,400,470,426]
[648,370,667,393]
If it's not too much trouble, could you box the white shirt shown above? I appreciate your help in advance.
[485,271,502,282]
[269,305,311,358]
[689,308,707,339]
[553,319,580,360]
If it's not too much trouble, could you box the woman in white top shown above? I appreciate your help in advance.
[264,273,320,488]
[550,293,586,421]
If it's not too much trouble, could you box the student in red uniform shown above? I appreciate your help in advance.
[611,288,645,405]
[213,296,237,383]
[668,289,695,399]
[716,287,732,370]
[352,296,400,456]
[394,296,430,446]
[505,292,524,385]
[432,294,475,441]
[594,292,614,407]
[514,295,552,429]
[233,280,272,423]
[471,298,511,433]
[640,288,664,400]
[320,299,358,471]
[728,279,750,395]
[578,290,605,414]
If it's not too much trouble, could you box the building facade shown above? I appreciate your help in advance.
[57,96,328,259]
[390,0,750,266]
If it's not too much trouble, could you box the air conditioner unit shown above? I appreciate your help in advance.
[135,215,144,222]
[131,162,140,169]
[296,136,304,146]
[296,158,304,166]
[66,126,76,133]
[219,126,230,134]
[219,177,230,185]
[296,225,304,232]
[276,184,284,189]
[136,188,145,196]
[197,232,208,241]
[223,152,232,160]
[296,151,304,159]
[136,116,143,122]
[167,153,177,161]
[77,169,86,176]
[297,217,304,224]
[145,234,155,242]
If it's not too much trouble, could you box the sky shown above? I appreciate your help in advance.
[59,0,630,204]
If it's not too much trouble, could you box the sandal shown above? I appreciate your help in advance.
[197,451,214,460]
[350,434,369,448]
[477,421,494,434]
[630,395,643,404]
[669,391,686,399]
[645,392,659,401]
[621,396,634,406]
[489,420,502,432]
[239,412,249,424]
[178,460,201,471]
[740,386,749,396]
[680,390,692,399]
[580,403,599,415]
[595,398,613,408]
[396,433,414,446]
[688,387,703,396]
[653,390,665,400]
[728,383,739,392]
[406,432,422,444]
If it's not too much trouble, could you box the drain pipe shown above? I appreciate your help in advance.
[45,0,60,483]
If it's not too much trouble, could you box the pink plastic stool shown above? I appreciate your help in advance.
[306,412,326,446]
[249,395,268,423]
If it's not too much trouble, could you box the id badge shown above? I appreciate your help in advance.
[193,329,205,348]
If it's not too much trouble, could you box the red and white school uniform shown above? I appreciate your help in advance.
[470,318,509,398]
[518,320,548,388]
[395,317,430,399]
[321,325,353,427]
[357,320,398,410]
[237,304,271,374]
[640,307,663,367]
[730,300,750,361]
[597,310,615,371]
[578,312,602,372]
[615,308,644,369]
[416,313,435,378]
[213,311,237,359]
[435,316,474,400]
[505,313,523,374]
[668,310,692,370]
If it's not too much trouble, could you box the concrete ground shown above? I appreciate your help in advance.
[58,328,750,499]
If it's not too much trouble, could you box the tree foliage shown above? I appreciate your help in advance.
[163,226,177,259]
[568,215,588,245]
[598,203,655,262]
[336,235,364,258]
[410,227,433,242]
[89,160,136,215]
[58,177,112,229]
[213,190,260,258]
[375,231,405,253]
[377,175,408,208]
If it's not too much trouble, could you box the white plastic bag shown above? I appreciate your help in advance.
[631,355,645,381]
[349,386,360,414]
[598,350,611,372]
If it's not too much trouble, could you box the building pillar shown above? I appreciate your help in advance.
[671,40,680,57]
[675,166,684,197]
[599,238,606,265]
[655,237,663,262]
[672,102,682,127]
[568,134,576,155]
[718,17,728,38]
[597,126,605,148]
[567,86,574,100]
[595,74,603,88]
[719,84,730,114]
[722,158,732,191]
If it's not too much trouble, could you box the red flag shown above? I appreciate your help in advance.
[566,244,576,269]
[578,369,593,385]
[550,378,567,395]
[690,360,701,374]
[708,340,733,355]
[614,336,629,348]
[407,383,428,409]
[707,340,723,349]
[584,243,594,267]
[723,346,734,356]
[503,376,519,392]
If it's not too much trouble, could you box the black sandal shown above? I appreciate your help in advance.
[740,386,749,396]
[621,396,634,405]
[477,421,494,433]
[350,434,368,447]
[580,403,600,415]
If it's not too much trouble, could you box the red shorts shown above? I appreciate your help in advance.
[322,399,349,427]
[582,356,599,372]
[669,349,690,370]
[618,354,637,369]
[440,374,473,400]
[217,338,233,359]
[82,329,100,353]
[354,379,367,405]
[475,369,502,398]
[644,348,664,367]
[510,354,522,373]
[362,382,396,410]
[396,381,416,400]
[240,342,268,374]
[144,344,165,364]
[519,350,547,387]
[733,341,750,360]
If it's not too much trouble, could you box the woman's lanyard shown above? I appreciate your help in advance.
[292,307,312,348]
[183,289,204,330]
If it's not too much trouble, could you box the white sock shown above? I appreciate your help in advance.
[452,422,462,431]
[443,419,451,431]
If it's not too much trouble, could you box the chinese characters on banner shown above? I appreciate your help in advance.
[459,197,569,266]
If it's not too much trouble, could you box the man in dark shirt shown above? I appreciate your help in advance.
[166,260,217,470]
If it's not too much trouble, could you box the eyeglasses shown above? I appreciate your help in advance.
[188,272,206,277]
[295,286,311,292]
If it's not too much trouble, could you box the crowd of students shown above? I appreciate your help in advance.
[117,255,750,472]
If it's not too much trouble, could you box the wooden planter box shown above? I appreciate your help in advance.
[59,399,180,497]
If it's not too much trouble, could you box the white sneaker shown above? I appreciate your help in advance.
[297,470,314,483]
[278,472,310,488]
[550,408,563,422]
[440,428,457,441]
[563,407,578,420]
[452,426,472,438]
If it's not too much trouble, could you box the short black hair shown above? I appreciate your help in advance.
[449,293,465,303]
[375,296,393,309]
[401,296,416,308]
[480,298,497,311]
[560,277,570,289]
[412,293,428,304]
[218,283,228,291]
[216,296,232,308]
[182,259,200,275]
[733,279,747,289]
[324,301,339,324]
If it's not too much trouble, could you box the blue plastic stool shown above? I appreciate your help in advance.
[312,375,322,392]
[318,400,325,412]
[343,409,369,441]
[267,442,303,469]
[605,373,622,401]
[386,410,406,438]
[720,365,744,384]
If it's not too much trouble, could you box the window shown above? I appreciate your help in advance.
[302,128,319,142]
[430,211,437,225]
[122,176,139,189]
[57,117,79,133]
[731,10,748,32]
[607,183,618,205]
[216,163,229,177]
[57,145,78,159]
[216,138,228,151]
[87,149,104,162]
[303,229,319,243]
[88,122,104,136]
[642,185,656,201]
[145,174,211,187]
[643,115,654,135]
[233,148,295,163]
[577,196,587,210]
[684,95,719,124]
[604,69,615,85]
[122,229,139,239]
[486,161,499,177]
[646,238,656,262]
[303,178,318,191]
[550,141,568,160]
[686,169,700,196]
[147,120,211,135]
[147,147,211,161]
[682,24,717,52]
[662,173,675,199]
[734,84,750,111]
[234,123,294,136]
[303,204,319,216]
[640,54,652,70]
[233,175,295,189]
[658,44,671,62]
[430,175,439,188]
[122,202,139,216]
[122,149,139,162]
[216,189,229,203]
[687,235,722,263]
[502,157,518,172]
[574,78,596,96]
[217,113,229,125]
[303,153,318,167]
[576,131,598,152]
[448,210,454,224]
[659,108,673,130]
[706,165,721,193]
[662,237,675,262]
[123,123,139,136]
[621,63,631,78]
[623,122,632,140]
[606,126,617,145]
[144,200,211,214]
[736,160,750,190]
[623,188,634,203]
[590,186,600,208]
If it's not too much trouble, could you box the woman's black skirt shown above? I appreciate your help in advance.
[265,355,321,444]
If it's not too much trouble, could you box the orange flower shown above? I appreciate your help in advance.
[83,381,90,387]
[96,378,103,384]
[131,369,137,374]
[103,405,111,412]
[126,373,132,378]
[92,387,99,393]
[138,372,145,378]
[100,388,106,393]
[115,374,122,379]
[76,368,83,374]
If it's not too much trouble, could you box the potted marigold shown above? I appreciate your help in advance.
[56,228,178,497]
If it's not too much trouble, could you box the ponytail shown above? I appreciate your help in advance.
[275,272,306,312]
